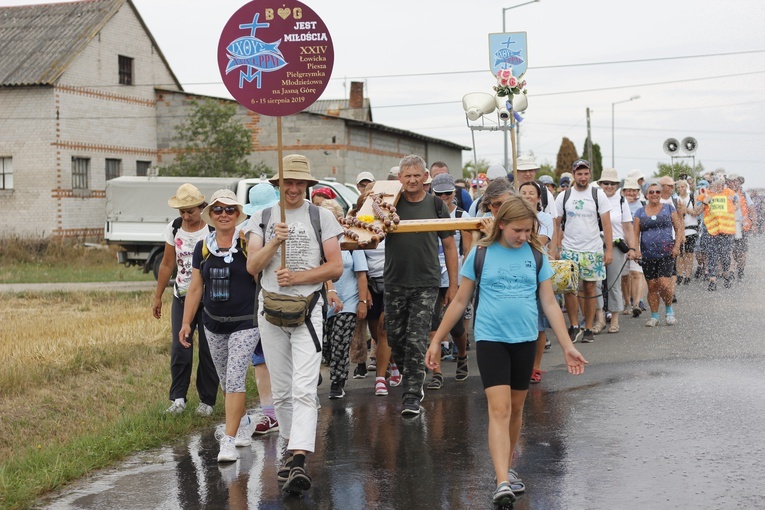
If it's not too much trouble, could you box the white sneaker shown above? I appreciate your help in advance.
[666,315,677,326]
[217,435,238,462]
[165,398,186,414]
[195,403,214,417]
[234,415,255,447]
[645,318,659,327]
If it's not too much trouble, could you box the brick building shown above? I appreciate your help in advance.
[0,0,468,239]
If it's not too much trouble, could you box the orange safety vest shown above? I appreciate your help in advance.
[698,189,736,236]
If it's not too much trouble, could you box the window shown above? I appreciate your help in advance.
[136,160,151,176]
[118,55,133,86]
[0,157,12,189]
[72,157,90,189]
[105,158,122,181]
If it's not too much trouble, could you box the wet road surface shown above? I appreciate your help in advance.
[39,238,765,509]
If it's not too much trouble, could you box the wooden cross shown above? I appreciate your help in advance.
[339,180,483,250]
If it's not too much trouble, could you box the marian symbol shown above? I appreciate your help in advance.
[225,14,287,89]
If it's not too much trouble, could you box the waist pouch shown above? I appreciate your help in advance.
[262,289,314,328]
[368,276,385,295]
[261,289,323,352]
[614,238,631,254]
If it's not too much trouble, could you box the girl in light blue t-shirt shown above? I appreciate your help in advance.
[426,196,587,508]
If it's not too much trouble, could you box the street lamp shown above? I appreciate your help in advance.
[611,95,640,167]
[501,0,540,171]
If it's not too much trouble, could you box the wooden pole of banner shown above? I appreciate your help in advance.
[510,114,519,190]
[277,116,286,268]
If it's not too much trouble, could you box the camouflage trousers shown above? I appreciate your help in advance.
[384,286,438,400]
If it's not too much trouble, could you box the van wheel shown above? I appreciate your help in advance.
[151,255,177,284]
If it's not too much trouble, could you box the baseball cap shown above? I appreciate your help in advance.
[572,159,590,170]
[431,173,456,193]
[356,171,375,184]
[486,164,507,180]
[559,176,571,187]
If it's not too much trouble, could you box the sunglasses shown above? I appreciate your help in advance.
[489,201,505,209]
[646,190,661,195]
[179,207,198,215]
[434,191,454,196]
[599,181,619,186]
[211,205,238,215]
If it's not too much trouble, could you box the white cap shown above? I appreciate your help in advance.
[389,166,400,176]
[356,171,375,184]
[487,164,507,180]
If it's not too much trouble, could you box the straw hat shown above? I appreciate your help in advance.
[598,168,620,183]
[243,183,279,216]
[167,183,205,209]
[268,154,318,187]
[201,189,246,226]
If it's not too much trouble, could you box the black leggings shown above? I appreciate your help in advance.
[476,340,537,391]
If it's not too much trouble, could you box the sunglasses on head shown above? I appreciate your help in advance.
[211,205,238,215]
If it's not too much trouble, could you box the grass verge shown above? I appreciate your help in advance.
[0,291,256,510]
[0,238,154,284]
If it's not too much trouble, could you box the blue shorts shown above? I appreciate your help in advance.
[251,340,265,366]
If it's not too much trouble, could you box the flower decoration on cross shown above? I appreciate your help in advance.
[494,67,527,98]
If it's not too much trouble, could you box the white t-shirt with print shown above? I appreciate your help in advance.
[607,193,633,240]
[555,185,611,252]
[162,221,209,297]
[245,201,343,297]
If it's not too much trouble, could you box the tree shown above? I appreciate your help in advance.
[462,158,491,179]
[582,137,603,181]
[555,137,578,178]
[159,98,256,177]
[654,160,705,180]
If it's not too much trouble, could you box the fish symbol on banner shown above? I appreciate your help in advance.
[226,36,287,88]
[494,48,525,68]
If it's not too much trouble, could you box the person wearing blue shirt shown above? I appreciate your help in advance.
[426,196,587,508]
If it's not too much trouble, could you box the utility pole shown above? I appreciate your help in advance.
[586,108,593,163]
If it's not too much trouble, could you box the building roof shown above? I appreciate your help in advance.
[0,0,181,88]
[306,98,373,122]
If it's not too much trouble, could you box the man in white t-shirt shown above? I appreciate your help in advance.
[516,155,560,250]
[244,154,343,495]
[554,159,613,344]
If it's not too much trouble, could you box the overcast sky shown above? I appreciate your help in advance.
[4,0,764,188]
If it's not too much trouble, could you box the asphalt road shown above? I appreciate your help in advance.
[37,237,765,509]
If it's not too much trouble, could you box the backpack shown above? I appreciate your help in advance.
[171,216,214,237]
[536,182,549,210]
[472,244,543,326]
[560,187,609,232]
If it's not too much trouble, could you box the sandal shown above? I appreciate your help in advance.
[507,468,526,493]
[608,323,620,333]
[592,321,606,335]
[426,372,443,390]
[530,369,543,384]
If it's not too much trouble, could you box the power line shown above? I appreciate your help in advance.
[373,69,765,108]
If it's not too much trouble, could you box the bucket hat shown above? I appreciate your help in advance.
[269,154,318,187]
[201,189,246,226]
[598,168,620,183]
[243,183,279,216]
[168,183,205,209]
[516,156,540,171]
[621,178,641,190]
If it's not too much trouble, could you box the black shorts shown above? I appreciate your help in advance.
[476,340,537,391]
[430,287,466,338]
[367,288,384,321]
[642,256,675,280]
[681,234,698,254]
